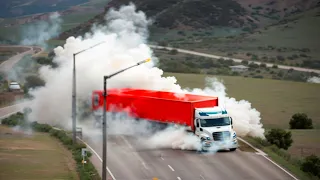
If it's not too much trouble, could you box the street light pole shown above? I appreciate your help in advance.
[102,58,151,180]
[71,41,106,144]
[72,53,76,144]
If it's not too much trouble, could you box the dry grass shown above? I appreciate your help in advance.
[0,125,79,180]
[289,130,320,157]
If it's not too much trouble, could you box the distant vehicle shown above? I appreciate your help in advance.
[91,88,238,152]
[8,81,21,91]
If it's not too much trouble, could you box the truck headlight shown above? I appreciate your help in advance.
[233,132,237,139]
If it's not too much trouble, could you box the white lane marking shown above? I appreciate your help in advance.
[77,137,116,180]
[177,177,181,180]
[168,165,175,172]
[161,157,164,160]
[142,162,149,170]
[237,137,266,156]
[263,155,299,180]
[200,175,205,180]
[120,136,149,170]
[237,137,299,180]
[52,127,116,180]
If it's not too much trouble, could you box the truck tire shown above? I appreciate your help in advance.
[230,148,237,152]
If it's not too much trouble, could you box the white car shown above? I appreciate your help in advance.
[9,82,21,90]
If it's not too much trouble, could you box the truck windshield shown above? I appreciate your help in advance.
[200,117,231,127]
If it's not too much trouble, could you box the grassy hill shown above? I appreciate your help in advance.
[56,0,319,40]
[168,6,320,70]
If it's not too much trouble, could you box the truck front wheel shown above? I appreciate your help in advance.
[230,148,237,152]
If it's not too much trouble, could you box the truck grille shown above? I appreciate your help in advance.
[212,131,230,141]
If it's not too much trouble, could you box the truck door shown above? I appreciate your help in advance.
[194,118,201,135]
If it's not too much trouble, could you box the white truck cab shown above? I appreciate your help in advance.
[194,107,238,152]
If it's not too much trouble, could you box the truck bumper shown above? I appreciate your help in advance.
[201,139,238,151]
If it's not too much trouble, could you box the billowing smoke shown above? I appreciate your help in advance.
[27,4,265,151]
[307,76,320,84]
[20,12,62,48]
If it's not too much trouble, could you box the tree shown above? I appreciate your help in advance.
[289,113,313,129]
[265,129,293,150]
[301,155,320,178]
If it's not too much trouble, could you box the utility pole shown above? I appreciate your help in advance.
[71,41,106,144]
[102,58,151,180]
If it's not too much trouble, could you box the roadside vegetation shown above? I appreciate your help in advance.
[246,114,319,180]
[1,112,101,180]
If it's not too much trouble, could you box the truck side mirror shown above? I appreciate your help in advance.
[230,117,233,125]
[196,121,199,127]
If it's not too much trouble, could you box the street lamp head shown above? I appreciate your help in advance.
[145,58,151,63]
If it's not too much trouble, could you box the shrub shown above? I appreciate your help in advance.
[253,75,264,79]
[260,63,267,68]
[249,63,259,69]
[25,75,45,89]
[241,60,249,65]
[265,129,293,150]
[169,49,178,55]
[251,54,258,60]
[289,113,313,129]
[301,155,320,178]
[252,137,270,148]
[277,55,285,61]
[269,145,291,161]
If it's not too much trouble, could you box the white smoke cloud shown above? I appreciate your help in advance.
[27,4,265,152]
[307,76,320,84]
[20,12,62,47]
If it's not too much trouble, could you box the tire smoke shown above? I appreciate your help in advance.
[27,4,265,152]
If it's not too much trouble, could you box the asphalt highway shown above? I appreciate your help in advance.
[83,133,296,180]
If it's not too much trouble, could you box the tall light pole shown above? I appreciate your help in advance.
[102,58,151,180]
[72,41,106,144]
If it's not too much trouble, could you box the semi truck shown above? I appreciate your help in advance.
[91,88,238,152]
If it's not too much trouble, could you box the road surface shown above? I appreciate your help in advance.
[0,104,297,180]
[0,45,43,74]
[149,45,320,74]
[84,134,296,180]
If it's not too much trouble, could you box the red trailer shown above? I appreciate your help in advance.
[92,88,218,131]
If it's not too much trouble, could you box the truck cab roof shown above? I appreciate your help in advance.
[195,106,228,117]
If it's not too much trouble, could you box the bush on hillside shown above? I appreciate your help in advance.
[34,57,58,68]
[301,155,320,178]
[248,63,259,69]
[24,75,45,89]
[241,60,249,65]
[169,49,178,55]
[31,121,52,132]
[265,129,293,150]
[289,113,313,129]
[1,112,24,126]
